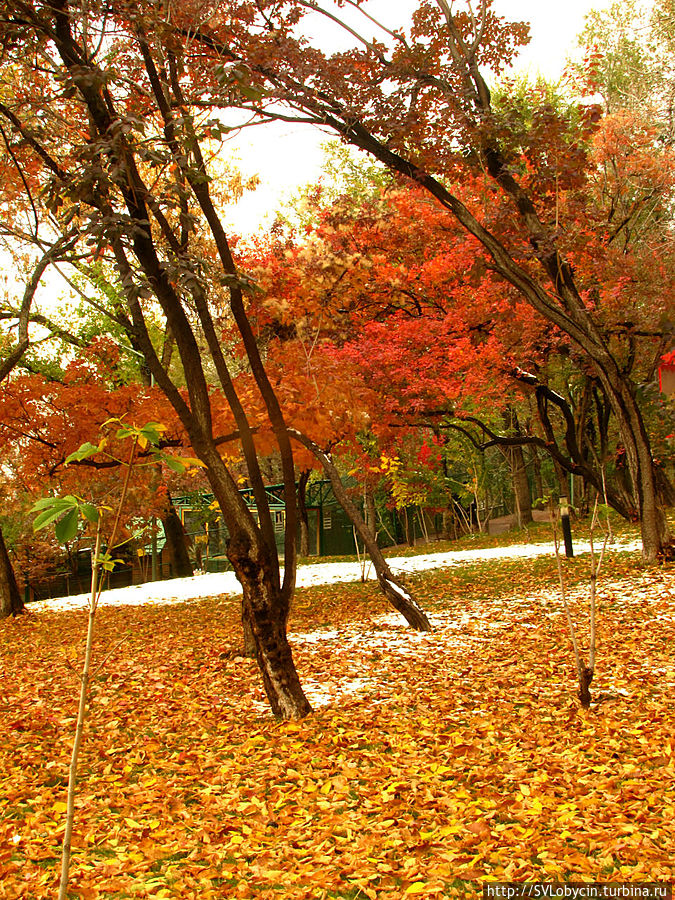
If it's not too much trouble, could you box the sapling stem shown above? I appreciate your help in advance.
[58,520,101,900]
[57,436,138,900]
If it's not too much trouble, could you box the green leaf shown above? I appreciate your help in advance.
[31,496,75,514]
[31,497,61,512]
[32,496,81,532]
[81,503,100,524]
[97,552,123,573]
[115,425,134,441]
[33,506,70,532]
[54,508,79,543]
[139,423,166,446]
[65,441,102,464]
[162,455,187,473]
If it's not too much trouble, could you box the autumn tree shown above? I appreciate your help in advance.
[0,237,84,617]
[167,0,672,559]
[248,158,670,531]
[0,1,317,718]
[0,342,200,593]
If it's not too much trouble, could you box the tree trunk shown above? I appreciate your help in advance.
[190,444,311,718]
[365,485,377,539]
[290,430,432,632]
[502,408,533,527]
[578,666,594,710]
[227,532,311,719]
[0,526,24,618]
[510,445,533,527]
[161,502,193,578]
[242,610,256,658]
[297,469,310,558]
[531,447,544,506]
[403,507,415,546]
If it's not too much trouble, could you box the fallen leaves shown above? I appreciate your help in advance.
[0,550,673,898]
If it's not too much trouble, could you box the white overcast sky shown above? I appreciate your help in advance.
[224,0,636,234]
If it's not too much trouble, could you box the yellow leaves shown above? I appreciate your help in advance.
[465,818,492,840]
[51,800,68,814]
[3,553,674,897]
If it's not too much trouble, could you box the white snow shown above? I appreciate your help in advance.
[33,538,642,614]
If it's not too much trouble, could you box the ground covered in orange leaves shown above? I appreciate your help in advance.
[1,548,673,899]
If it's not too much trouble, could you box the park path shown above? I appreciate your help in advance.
[35,537,640,614]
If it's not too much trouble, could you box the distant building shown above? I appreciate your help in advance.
[172,480,358,567]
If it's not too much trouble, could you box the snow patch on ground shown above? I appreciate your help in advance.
[34,538,642,614]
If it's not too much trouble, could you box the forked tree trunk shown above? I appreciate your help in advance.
[290,430,432,632]
[0,526,24,618]
[198,448,311,718]
[5,8,309,720]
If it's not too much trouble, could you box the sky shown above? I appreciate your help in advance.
[222,0,624,234]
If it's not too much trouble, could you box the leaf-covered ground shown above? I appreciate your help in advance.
[1,546,673,899]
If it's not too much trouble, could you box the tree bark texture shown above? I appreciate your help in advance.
[227,531,311,719]
[365,486,377,540]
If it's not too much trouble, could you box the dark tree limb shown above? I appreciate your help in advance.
[289,429,432,632]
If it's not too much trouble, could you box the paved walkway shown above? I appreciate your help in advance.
[34,536,640,614]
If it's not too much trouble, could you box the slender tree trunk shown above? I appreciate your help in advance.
[161,502,193,578]
[402,507,415,546]
[290,430,432,632]
[0,526,24,618]
[510,445,533,526]
[297,469,310,558]
[58,525,102,900]
[365,485,377,539]
[502,408,533,527]
[530,447,544,505]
